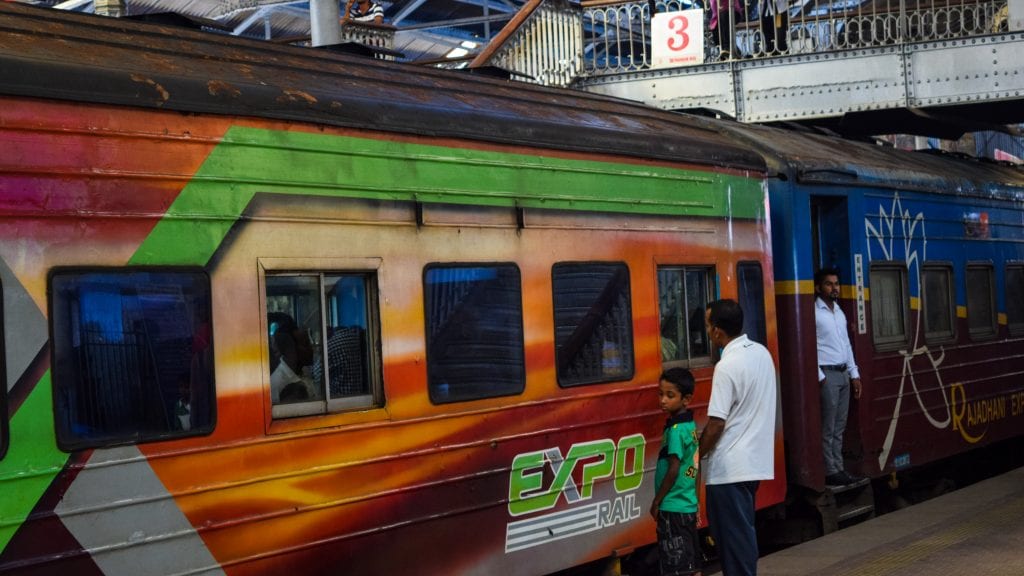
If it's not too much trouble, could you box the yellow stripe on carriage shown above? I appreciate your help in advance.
[774,280,814,295]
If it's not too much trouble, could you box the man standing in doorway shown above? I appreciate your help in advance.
[700,299,777,576]
[814,268,863,486]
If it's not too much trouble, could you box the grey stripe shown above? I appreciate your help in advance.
[55,445,226,576]
[0,256,47,391]
[505,502,601,552]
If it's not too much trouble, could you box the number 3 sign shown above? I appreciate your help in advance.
[651,10,705,69]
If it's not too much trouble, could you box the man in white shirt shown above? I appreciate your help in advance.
[814,268,863,486]
[699,299,776,576]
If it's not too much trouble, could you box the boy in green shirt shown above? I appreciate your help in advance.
[651,367,702,576]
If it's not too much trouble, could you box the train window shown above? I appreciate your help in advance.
[657,266,714,365]
[870,263,909,350]
[922,263,956,342]
[737,262,768,346]
[1008,264,1024,336]
[50,270,215,451]
[267,273,382,418]
[424,264,524,403]
[553,262,635,387]
[966,263,997,340]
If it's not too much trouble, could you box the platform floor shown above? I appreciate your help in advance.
[753,466,1024,576]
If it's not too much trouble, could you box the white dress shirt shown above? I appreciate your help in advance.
[815,297,860,382]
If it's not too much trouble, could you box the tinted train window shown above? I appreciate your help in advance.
[657,266,713,365]
[424,264,524,403]
[553,263,634,386]
[922,263,955,342]
[738,262,768,346]
[266,272,382,418]
[870,263,909,350]
[1008,265,1024,336]
[50,270,215,450]
[966,264,997,339]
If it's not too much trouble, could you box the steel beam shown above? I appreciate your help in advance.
[391,0,431,25]
[580,32,1024,124]
[908,35,1024,107]
[739,48,907,122]
[399,13,514,30]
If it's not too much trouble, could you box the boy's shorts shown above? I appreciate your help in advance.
[656,510,701,576]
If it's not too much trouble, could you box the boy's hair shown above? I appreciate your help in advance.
[660,367,695,396]
[706,299,744,338]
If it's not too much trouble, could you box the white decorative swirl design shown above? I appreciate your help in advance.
[865,193,949,469]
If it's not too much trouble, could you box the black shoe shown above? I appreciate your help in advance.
[825,472,847,486]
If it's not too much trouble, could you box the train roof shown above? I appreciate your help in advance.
[718,122,1024,202]
[0,2,765,174]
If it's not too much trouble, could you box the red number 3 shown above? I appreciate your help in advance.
[667,15,690,51]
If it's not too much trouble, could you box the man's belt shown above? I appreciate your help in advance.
[820,364,847,372]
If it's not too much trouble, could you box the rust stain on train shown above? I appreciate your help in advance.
[277,89,318,105]
[130,73,170,105]
[208,80,241,99]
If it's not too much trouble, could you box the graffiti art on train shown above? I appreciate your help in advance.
[866,193,951,468]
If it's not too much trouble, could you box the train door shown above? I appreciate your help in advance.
[810,195,851,275]
[809,194,866,466]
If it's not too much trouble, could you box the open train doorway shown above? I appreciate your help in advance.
[808,194,874,528]
[810,195,851,276]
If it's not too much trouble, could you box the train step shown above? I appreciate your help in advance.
[826,478,876,531]
[836,503,876,522]
[827,477,870,494]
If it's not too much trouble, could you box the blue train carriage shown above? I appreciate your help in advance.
[720,122,1024,507]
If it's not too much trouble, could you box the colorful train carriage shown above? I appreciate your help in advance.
[723,123,1024,499]
[0,4,784,574]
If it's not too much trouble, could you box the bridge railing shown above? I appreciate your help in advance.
[339,22,398,59]
[469,0,583,87]
[581,0,1010,74]
[278,22,398,60]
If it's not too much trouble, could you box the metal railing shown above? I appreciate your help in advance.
[340,22,398,59]
[469,0,583,87]
[581,0,1009,74]
[281,22,397,59]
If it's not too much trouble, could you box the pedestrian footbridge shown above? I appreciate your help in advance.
[470,0,1024,135]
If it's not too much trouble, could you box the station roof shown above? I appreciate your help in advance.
[18,0,525,62]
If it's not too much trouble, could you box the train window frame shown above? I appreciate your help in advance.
[423,262,525,404]
[1008,263,1024,336]
[49,268,216,452]
[737,261,768,347]
[0,275,7,461]
[966,262,997,340]
[921,262,956,343]
[552,262,636,387]
[656,264,716,368]
[870,262,910,351]
[261,260,385,421]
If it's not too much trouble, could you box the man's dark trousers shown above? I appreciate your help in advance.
[707,481,760,576]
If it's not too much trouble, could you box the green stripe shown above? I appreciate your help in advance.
[131,126,765,265]
[0,372,67,552]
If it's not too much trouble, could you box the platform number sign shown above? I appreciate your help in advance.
[652,10,705,69]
